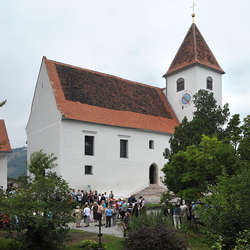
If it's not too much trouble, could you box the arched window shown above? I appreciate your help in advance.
[177,78,184,92]
[207,76,213,90]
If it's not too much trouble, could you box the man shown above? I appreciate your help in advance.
[121,199,127,221]
[104,192,108,206]
[123,212,130,237]
[128,194,135,203]
[173,204,181,229]
[97,202,104,221]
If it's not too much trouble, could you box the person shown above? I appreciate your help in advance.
[123,212,130,237]
[89,190,93,204]
[105,205,113,227]
[141,198,146,214]
[77,190,82,206]
[128,194,135,203]
[97,202,104,221]
[92,202,98,222]
[173,204,181,229]
[72,205,82,228]
[117,198,123,220]
[184,203,192,227]
[81,190,85,207]
[121,199,127,221]
[132,200,139,217]
[109,190,114,199]
[72,189,77,202]
[94,190,98,203]
[104,192,108,206]
[127,199,133,214]
[97,193,102,205]
[112,204,117,226]
[102,201,107,221]
[83,204,91,227]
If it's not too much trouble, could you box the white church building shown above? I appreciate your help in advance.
[26,22,224,198]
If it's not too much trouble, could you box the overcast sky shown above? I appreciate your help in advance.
[0,0,249,148]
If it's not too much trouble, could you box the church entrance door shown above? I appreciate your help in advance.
[149,165,156,184]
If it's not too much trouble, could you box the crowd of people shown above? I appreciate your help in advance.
[70,189,147,234]
[165,202,202,230]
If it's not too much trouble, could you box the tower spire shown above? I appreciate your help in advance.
[191,2,196,23]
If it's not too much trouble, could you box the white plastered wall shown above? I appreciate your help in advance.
[59,120,171,198]
[166,65,223,122]
[26,59,61,173]
[0,154,7,190]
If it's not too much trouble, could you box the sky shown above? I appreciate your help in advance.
[0,0,249,148]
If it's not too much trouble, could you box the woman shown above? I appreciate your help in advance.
[72,205,82,228]
[105,205,113,227]
[83,204,91,227]
[92,202,98,222]
[102,201,106,221]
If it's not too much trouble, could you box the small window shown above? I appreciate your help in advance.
[177,78,185,92]
[85,165,93,175]
[85,136,94,155]
[149,140,154,149]
[207,76,213,90]
[120,139,128,158]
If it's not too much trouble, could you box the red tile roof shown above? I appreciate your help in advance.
[163,23,225,77]
[44,57,179,134]
[0,120,11,152]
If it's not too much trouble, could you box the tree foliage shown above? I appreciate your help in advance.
[165,90,230,160]
[0,150,72,250]
[162,136,237,201]
[197,164,250,249]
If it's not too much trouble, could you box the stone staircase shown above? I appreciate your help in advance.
[134,184,167,204]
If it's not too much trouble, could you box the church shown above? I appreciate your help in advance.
[26,19,224,198]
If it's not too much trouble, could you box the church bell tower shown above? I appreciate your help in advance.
[163,13,225,122]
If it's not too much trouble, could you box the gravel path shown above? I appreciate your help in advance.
[69,220,124,238]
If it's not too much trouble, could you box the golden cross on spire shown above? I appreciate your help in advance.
[191,2,197,23]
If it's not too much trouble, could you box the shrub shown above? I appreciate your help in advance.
[121,211,188,250]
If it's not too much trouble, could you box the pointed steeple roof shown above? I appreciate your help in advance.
[163,23,225,77]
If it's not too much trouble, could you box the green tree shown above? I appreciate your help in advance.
[162,136,237,201]
[165,90,230,160]
[224,114,242,154]
[0,150,72,250]
[197,163,250,249]
[28,150,57,179]
[238,115,250,162]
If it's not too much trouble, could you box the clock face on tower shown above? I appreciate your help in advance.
[179,90,193,107]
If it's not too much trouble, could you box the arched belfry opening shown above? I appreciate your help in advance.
[149,164,157,184]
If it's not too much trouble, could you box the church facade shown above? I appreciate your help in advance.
[26,22,224,198]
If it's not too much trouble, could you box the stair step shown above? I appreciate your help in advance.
[133,184,167,204]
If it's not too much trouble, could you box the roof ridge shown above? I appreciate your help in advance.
[192,23,198,62]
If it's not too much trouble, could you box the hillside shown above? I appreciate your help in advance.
[7,146,27,178]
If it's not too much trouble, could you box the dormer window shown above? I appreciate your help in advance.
[177,78,185,92]
[207,76,213,90]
